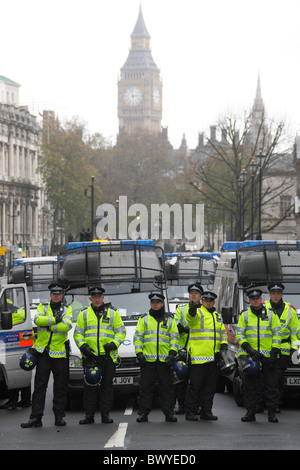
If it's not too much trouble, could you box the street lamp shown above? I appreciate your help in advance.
[256,148,265,240]
[90,176,95,240]
[84,176,95,240]
[249,158,258,239]
[237,168,247,240]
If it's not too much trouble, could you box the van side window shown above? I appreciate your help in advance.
[232,284,240,322]
[0,288,26,328]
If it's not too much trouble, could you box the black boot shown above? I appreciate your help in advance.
[102,413,113,424]
[165,414,177,422]
[21,417,42,428]
[55,416,66,426]
[136,413,148,422]
[185,412,199,421]
[241,410,256,422]
[79,414,95,425]
[268,412,278,423]
[200,411,218,420]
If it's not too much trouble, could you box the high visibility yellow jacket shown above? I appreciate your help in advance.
[264,300,299,355]
[33,302,73,358]
[236,306,282,357]
[175,303,189,349]
[186,305,228,364]
[134,312,179,362]
[74,305,126,364]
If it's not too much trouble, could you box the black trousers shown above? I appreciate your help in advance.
[185,361,217,413]
[138,361,175,416]
[276,354,290,405]
[82,355,116,416]
[244,361,278,413]
[30,351,68,419]
[175,377,188,407]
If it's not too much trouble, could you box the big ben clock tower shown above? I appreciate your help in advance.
[118,5,162,135]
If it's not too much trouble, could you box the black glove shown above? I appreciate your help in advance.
[269,348,278,369]
[242,342,262,362]
[177,323,189,334]
[137,352,147,365]
[80,344,95,358]
[189,302,198,317]
[220,343,228,351]
[166,349,177,367]
[104,342,117,353]
[53,307,64,323]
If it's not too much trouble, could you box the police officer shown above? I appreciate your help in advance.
[236,288,282,423]
[134,293,179,422]
[174,283,203,414]
[265,283,299,407]
[74,286,126,424]
[21,283,73,428]
[185,291,228,421]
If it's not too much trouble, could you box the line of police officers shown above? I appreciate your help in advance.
[19,279,299,427]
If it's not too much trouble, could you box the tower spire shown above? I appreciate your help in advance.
[253,73,264,113]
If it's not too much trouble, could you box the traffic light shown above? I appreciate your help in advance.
[18,242,22,253]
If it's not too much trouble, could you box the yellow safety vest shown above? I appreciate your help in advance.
[74,305,126,364]
[264,300,299,355]
[186,305,228,364]
[34,302,73,358]
[236,306,282,358]
[175,303,189,349]
[134,312,179,362]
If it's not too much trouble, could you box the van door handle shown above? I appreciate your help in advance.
[22,333,32,339]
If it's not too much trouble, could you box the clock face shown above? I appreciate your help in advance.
[124,86,142,106]
[153,87,161,107]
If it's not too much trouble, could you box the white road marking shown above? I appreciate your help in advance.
[104,422,128,448]
[124,405,133,415]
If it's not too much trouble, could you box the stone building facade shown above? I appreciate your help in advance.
[0,76,50,260]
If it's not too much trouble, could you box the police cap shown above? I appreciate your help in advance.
[246,288,263,299]
[268,282,285,293]
[48,282,65,294]
[88,286,105,296]
[148,292,165,302]
[188,283,204,294]
[201,291,217,301]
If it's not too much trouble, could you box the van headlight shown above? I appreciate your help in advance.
[69,355,82,368]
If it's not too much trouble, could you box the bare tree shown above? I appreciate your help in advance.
[188,110,294,240]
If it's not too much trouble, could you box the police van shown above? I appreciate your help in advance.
[8,256,59,321]
[57,239,167,400]
[164,252,219,312]
[0,256,58,399]
[214,240,300,405]
[0,281,34,398]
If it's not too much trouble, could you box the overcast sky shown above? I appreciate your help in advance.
[1,0,300,149]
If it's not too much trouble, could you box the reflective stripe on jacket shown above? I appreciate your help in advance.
[235,306,282,357]
[134,312,179,362]
[186,305,228,364]
[74,305,126,364]
[264,300,300,355]
[33,303,73,358]
[175,304,189,348]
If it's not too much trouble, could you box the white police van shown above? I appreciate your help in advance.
[58,239,167,400]
[0,282,34,398]
[214,240,300,405]
[8,256,59,337]
[164,252,219,312]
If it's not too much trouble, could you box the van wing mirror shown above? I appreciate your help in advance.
[222,306,233,324]
[1,311,13,330]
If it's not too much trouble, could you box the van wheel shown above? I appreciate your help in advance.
[233,375,244,406]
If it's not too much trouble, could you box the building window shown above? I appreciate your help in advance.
[280,195,292,218]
